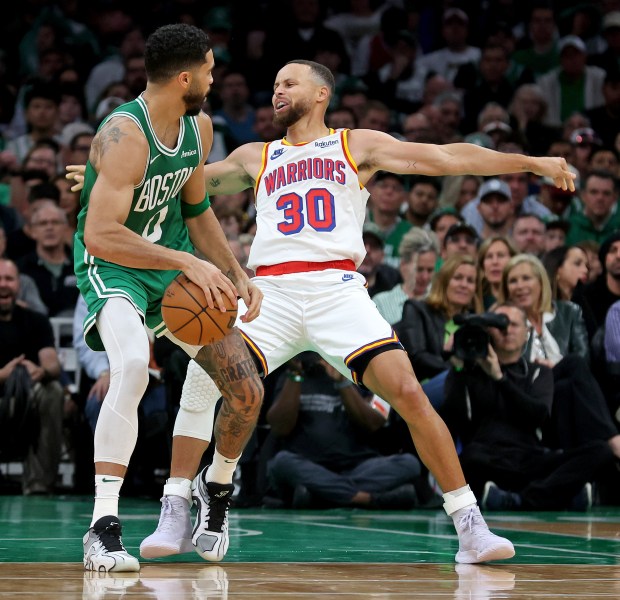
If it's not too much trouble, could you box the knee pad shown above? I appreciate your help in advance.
[173,360,221,442]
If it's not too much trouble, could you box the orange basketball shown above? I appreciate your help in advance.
[162,274,238,346]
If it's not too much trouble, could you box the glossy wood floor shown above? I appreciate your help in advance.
[1,496,619,598]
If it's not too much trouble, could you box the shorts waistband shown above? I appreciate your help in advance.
[255,259,356,276]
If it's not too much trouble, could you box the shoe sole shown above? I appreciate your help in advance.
[140,538,194,559]
[455,543,515,564]
[83,556,141,572]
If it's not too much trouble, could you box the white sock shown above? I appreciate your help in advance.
[163,477,192,503]
[205,449,241,484]
[92,475,123,526]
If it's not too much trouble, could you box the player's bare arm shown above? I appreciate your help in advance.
[203,142,264,195]
[84,117,203,273]
[349,129,576,192]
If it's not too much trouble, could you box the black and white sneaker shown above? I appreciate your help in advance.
[83,515,140,572]
[192,468,234,562]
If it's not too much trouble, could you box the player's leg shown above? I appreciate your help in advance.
[83,297,150,572]
[362,350,515,564]
[189,330,264,561]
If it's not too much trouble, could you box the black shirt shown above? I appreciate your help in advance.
[0,304,55,367]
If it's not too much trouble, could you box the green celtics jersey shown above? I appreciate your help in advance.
[74,94,205,265]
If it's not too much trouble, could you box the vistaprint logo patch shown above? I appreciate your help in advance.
[315,140,338,148]
[181,149,197,158]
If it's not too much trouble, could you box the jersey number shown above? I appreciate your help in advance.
[142,206,168,242]
[276,188,336,235]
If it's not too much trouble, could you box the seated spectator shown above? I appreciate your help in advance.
[266,352,421,509]
[475,178,515,240]
[0,258,65,495]
[396,254,480,409]
[428,208,461,249]
[357,222,401,297]
[538,36,606,128]
[52,173,79,248]
[476,236,518,309]
[442,302,613,510]
[0,222,46,314]
[17,202,77,317]
[543,219,570,252]
[440,222,479,267]
[569,126,603,180]
[588,147,620,179]
[403,176,440,228]
[542,245,589,302]
[373,228,439,324]
[577,239,602,284]
[511,213,547,257]
[6,183,60,262]
[498,254,620,459]
[439,175,482,212]
[566,170,620,245]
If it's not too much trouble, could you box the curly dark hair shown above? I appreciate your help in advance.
[145,24,211,83]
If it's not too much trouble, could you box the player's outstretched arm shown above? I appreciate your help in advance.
[350,129,576,192]
[203,143,264,195]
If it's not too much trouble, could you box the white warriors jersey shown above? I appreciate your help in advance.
[248,129,369,271]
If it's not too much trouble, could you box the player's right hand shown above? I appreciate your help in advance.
[184,257,238,313]
[66,164,86,192]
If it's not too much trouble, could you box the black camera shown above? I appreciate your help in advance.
[453,313,509,362]
[297,351,326,378]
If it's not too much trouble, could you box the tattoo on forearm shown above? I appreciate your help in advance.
[194,331,263,455]
[407,161,418,169]
[209,177,221,189]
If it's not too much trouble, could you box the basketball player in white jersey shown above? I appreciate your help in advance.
[70,60,575,565]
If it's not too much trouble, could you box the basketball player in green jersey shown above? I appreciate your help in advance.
[78,24,263,572]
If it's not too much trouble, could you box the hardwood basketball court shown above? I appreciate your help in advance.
[0,495,618,598]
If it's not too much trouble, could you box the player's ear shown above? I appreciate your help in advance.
[178,71,192,89]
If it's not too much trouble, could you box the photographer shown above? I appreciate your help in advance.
[266,352,421,510]
[441,302,614,511]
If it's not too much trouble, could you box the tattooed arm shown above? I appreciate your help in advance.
[83,117,237,308]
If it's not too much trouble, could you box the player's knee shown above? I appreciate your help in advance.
[388,376,431,419]
[115,352,150,395]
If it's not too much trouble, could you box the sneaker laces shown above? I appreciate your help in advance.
[205,489,232,533]
[457,507,488,536]
[155,496,178,534]
[95,521,125,553]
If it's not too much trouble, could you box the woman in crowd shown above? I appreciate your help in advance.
[542,245,589,302]
[396,254,480,409]
[498,254,620,459]
[476,236,518,309]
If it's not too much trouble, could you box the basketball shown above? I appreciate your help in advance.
[162,274,238,346]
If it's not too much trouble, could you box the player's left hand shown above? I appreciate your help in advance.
[66,164,86,192]
[235,278,263,322]
[530,157,576,192]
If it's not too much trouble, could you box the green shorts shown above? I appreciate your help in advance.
[76,261,180,351]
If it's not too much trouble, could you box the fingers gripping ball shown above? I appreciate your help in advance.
[162,274,238,346]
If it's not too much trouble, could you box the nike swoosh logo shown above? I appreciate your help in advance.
[101,478,121,483]
[223,459,237,463]
[150,154,161,165]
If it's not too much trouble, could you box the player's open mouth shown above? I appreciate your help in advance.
[275,101,288,112]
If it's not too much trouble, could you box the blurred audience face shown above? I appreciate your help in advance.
[368,175,406,217]
[402,112,431,143]
[490,305,528,355]
[254,105,284,141]
[422,74,451,107]
[24,146,57,179]
[605,241,620,282]
[358,234,385,277]
[26,97,58,132]
[478,191,514,232]
[582,174,616,222]
[506,261,542,314]
[30,204,67,252]
[512,215,546,255]
[53,176,79,223]
[458,176,480,210]
[446,263,477,311]
[557,246,589,293]
[479,46,509,84]
[68,133,94,166]
[583,246,602,282]
[407,182,438,223]
[482,240,513,288]
[443,230,478,260]
[326,107,357,130]
[358,105,391,132]
[432,213,460,248]
[544,226,567,252]
[412,251,437,297]
[539,183,574,216]
[589,150,619,176]
[0,259,19,316]
[547,140,573,162]
[499,172,529,210]
[529,8,556,45]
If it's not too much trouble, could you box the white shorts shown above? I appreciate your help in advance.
[236,269,401,382]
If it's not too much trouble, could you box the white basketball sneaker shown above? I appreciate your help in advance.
[83,515,140,572]
[140,495,194,558]
[192,468,234,562]
[454,505,515,564]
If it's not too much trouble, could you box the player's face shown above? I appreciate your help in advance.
[183,51,214,116]
[272,64,315,128]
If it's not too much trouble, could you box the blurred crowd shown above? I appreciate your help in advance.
[0,0,619,510]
